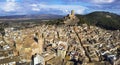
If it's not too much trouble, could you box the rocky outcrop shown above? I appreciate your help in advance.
[64,10,79,25]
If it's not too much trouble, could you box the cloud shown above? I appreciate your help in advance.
[30,4,41,11]
[3,2,16,12]
[91,0,115,4]
[29,4,88,14]
[66,0,116,4]
[0,0,88,15]
[7,0,15,2]
[1,0,19,12]
[0,0,119,16]
[76,9,86,14]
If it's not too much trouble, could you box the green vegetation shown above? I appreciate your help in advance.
[76,11,120,30]
[0,23,7,36]
[46,19,64,25]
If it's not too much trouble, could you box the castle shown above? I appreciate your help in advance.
[64,10,79,25]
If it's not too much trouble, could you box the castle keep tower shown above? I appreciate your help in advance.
[71,10,74,15]
[68,10,76,20]
[64,10,79,25]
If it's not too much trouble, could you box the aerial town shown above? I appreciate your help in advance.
[0,10,120,65]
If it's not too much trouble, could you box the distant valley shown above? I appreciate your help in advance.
[0,14,63,20]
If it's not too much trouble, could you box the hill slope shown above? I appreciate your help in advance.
[76,11,120,30]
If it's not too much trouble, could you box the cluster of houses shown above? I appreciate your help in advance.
[0,10,119,65]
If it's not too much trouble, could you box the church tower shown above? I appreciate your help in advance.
[38,33,44,54]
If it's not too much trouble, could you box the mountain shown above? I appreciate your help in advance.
[76,11,120,30]
[0,14,63,20]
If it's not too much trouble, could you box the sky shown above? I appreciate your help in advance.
[0,0,119,16]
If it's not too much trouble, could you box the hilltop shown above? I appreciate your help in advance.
[76,11,120,30]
